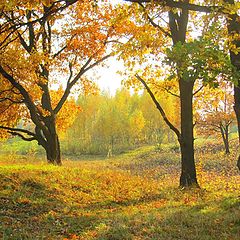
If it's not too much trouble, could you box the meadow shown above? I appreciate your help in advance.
[0,144,239,240]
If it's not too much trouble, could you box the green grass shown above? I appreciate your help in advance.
[0,139,43,156]
[0,146,239,239]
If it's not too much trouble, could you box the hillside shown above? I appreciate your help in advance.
[0,146,239,240]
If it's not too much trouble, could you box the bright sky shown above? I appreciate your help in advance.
[95,0,126,94]
[94,57,125,94]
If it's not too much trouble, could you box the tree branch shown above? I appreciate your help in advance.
[193,85,204,96]
[54,53,111,114]
[126,0,220,13]
[7,131,36,141]
[135,73,181,141]
[0,125,36,137]
[138,2,172,38]
[1,0,79,33]
[162,87,180,98]
[0,65,49,136]
[0,97,23,104]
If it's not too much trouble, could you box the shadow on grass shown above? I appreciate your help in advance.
[0,169,239,240]
[86,196,240,240]
[0,175,66,239]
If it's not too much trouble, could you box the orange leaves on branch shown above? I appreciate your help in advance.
[64,0,114,59]
[0,80,23,138]
[50,87,81,134]
[194,81,235,137]
[0,0,55,11]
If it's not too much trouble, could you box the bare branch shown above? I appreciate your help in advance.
[126,0,220,13]
[67,62,73,85]
[193,85,204,96]
[54,53,111,114]
[53,45,67,59]
[138,2,172,38]
[135,73,181,141]
[162,87,180,98]
[83,54,111,73]
[0,97,23,104]
[7,131,36,141]
[0,125,36,137]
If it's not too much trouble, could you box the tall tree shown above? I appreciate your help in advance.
[224,0,240,169]
[119,1,199,187]
[126,1,240,171]
[0,0,126,164]
[120,0,236,187]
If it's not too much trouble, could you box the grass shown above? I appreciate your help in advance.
[0,145,239,239]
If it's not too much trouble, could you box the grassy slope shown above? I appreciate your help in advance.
[0,146,239,240]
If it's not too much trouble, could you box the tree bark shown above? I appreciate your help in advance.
[38,84,62,165]
[45,133,61,165]
[169,5,199,187]
[179,78,199,187]
[43,114,62,165]
[220,125,230,154]
[237,156,240,171]
[34,115,62,165]
[224,0,240,169]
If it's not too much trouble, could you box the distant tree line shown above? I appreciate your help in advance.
[63,88,178,155]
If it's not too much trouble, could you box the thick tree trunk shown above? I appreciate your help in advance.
[39,81,62,165]
[36,117,62,165]
[237,156,240,171]
[225,0,240,169]
[168,5,199,187]
[179,78,199,187]
[233,86,240,143]
[40,113,62,165]
[45,134,61,165]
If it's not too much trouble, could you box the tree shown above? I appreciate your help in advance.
[224,0,240,169]
[0,0,126,164]
[126,1,240,171]
[115,1,198,187]
[129,109,145,142]
[195,83,235,154]
[119,1,194,187]
[119,0,237,187]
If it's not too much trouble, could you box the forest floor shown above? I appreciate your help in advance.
[0,145,239,240]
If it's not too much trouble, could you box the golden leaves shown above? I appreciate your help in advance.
[50,87,81,134]
[194,81,235,137]
[0,80,23,138]
[0,0,54,11]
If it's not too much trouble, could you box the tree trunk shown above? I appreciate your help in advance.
[168,5,199,187]
[39,81,62,165]
[237,156,240,171]
[40,113,62,165]
[45,134,61,165]
[225,131,230,155]
[225,0,240,168]
[220,125,230,154]
[179,78,199,187]
[233,87,240,142]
